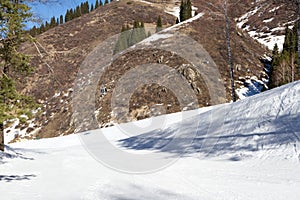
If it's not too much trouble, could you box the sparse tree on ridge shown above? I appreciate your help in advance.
[114,20,148,54]
[179,0,192,22]
[60,15,64,24]
[156,16,163,32]
[90,3,94,11]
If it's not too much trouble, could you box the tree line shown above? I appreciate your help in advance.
[271,25,299,87]
[114,16,163,54]
[28,0,110,36]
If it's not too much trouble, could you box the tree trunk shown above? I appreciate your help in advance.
[224,0,236,102]
[0,122,4,151]
[296,0,300,75]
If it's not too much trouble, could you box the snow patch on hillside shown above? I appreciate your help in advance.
[161,12,204,33]
[236,77,267,100]
[165,5,198,20]
[248,30,285,51]
[4,118,40,144]
[237,6,261,29]
[236,5,290,51]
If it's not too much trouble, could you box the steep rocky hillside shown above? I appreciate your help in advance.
[7,0,290,142]
[235,0,296,51]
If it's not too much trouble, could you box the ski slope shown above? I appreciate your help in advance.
[1,81,300,199]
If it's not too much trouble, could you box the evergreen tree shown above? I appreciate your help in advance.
[156,16,163,32]
[271,43,280,67]
[29,25,38,36]
[95,0,99,8]
[70,8,74,20]
[0,0,37,151]
[114,21,148,54]
[100,0,103,6]
[283,25,292,55]
[75,6,81,17]
[50,16,56,28]
[114,25,130,54]
[105,0,109,5]
[60,15,64,24]
[139,21,147,40]
[271,26,299,87]
[129,20,141,46]
[180,0,192,22]
[39,23,45,33]
[81,1,89,14]
[90,3,94,11]
[65,9,70,22]
[45,21,50,31]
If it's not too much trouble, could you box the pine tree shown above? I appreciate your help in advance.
[84,2,88,13]
[271,26,299,87]
[139,21,147,40]
[95,0,99,8]
[100,0,103,6]
[114,21,148,54]
[60,15,64,24]
[50,16,56,28]
[29,25,38,36]
[271,43,280,67]
[114,25,130,54]
[156,16,162,32]
[180,0,192,22]
[105,0,109,5]
[70,8,74,20]
[39,23,45,33]
[45,21,50,31]
[75,6,81,18]
[90,3,94,11]
[283,25,292,55]
[0,0,36,151]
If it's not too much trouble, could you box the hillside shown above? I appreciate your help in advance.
[1,80,300,199]
[236,0,296,51]
[5,0,293,142]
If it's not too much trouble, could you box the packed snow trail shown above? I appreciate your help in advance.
[0,81,300,200]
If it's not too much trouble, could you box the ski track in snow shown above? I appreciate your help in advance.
[0,81,300,199]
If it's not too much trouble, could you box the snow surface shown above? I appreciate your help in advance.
[1,81,300,199]
[236,76,268,100]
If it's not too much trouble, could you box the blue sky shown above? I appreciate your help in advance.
[27,0,99,29]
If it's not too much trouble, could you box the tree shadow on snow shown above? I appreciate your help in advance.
[0,145,36,164]
[0,174,36,182]
[98,184,198,200]
[118,104,300,159]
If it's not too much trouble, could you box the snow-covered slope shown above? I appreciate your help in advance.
[1,80,300,199]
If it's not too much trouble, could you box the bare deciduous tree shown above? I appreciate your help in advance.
[204,0,238,102]
[223,0,236,102]
[295,0,300,75]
